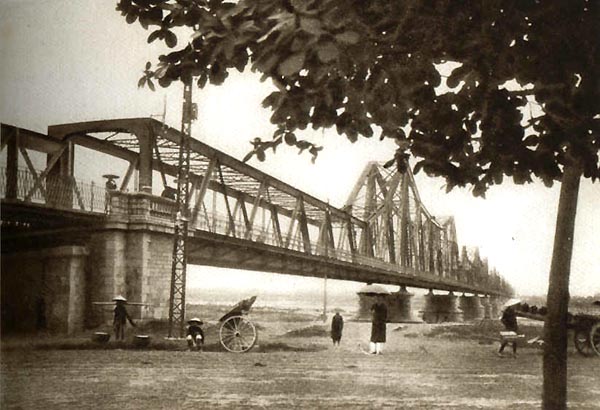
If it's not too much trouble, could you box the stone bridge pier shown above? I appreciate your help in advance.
[480,296,501,319]
[86,191,176,327]
[1,246,88,335]
[1,191,177,334]
[458,294,484,321]
[387,286,414,322]
[355,286,414,323]
[421,290,463,323]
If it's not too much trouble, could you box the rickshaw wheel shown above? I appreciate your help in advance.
[219,315,257,353]
[590,323,600,357]
[574,328,594,357]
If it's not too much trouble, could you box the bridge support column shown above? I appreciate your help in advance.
[88,227,174,326]
[458,294,483,321]
[355,292,378,321]
[1,246,88,335]
[87,192,177,326]
[489,296,500,318]
[481,296,492,319]
[422,290,463,323]
[387,286,414,322]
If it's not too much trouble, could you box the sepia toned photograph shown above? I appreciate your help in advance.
[1,1,598,409]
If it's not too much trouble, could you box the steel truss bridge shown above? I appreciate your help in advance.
[1,120,512,297]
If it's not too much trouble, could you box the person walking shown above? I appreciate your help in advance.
[113,295,135,341]
[498,304,519,357]
[370,295,388,354]
[331,311,344,346]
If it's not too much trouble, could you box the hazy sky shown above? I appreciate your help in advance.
[1,1,598,297]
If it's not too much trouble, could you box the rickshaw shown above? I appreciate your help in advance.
[516,300,600,357]
[217,296,258,353]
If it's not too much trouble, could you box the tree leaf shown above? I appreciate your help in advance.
[291,37,305,52]
[242,151,254,162]
[125,13,137,25]
[137,77,146,88]
[158,76,172,88]
[191,30,203,41]
[197,74,208,88]
[258,17,294,42]
[147,30,161,44]
[383,158,396,168]
[284,132,297,145]
[262,91,281,109]
[335,31,360,44]
[300,17,325,36]
[154,64,168,79]
[223,38,235,60]
[316,42,339,63]
[278,52,306,76]
[165,31,178,48]
[147,79,156,91]
[253,53,279,73]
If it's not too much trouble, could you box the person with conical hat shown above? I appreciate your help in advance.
[112,295,135,341]
[498,303,520,357]
[186,318,205,351]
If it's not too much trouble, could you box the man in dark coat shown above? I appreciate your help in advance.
[331,311,344,346]
[370,295,388,354]
[113,296,135,341]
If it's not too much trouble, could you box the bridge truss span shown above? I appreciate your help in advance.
[2,119,512,297]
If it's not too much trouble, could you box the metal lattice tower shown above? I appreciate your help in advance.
[168,79,194,338]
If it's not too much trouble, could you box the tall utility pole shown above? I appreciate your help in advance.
[322,274,328,322]
[168,78,194,338]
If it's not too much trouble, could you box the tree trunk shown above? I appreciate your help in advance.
[542,164,582,410]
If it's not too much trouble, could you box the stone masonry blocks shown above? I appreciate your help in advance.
[1,246,88,334]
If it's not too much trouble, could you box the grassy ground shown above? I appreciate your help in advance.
[1,308,599,409]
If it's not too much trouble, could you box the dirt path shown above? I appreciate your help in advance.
[2,322,598,409]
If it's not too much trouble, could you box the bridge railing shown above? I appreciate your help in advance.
[1,167,107,213]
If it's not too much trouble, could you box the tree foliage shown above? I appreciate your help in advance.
[117,0,599,196]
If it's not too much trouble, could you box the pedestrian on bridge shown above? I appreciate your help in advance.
[103,174,118,213]
[113,295,136,341]
[370,295,388,355]
[331,311,344,346]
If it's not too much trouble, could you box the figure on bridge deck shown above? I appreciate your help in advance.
[112,295,136,341]
[370,295,388,355]
[331,311,344,346]
[103,174,119,213]
[186,318,205,351]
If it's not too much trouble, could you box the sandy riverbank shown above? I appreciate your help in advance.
[2,305,599,409]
